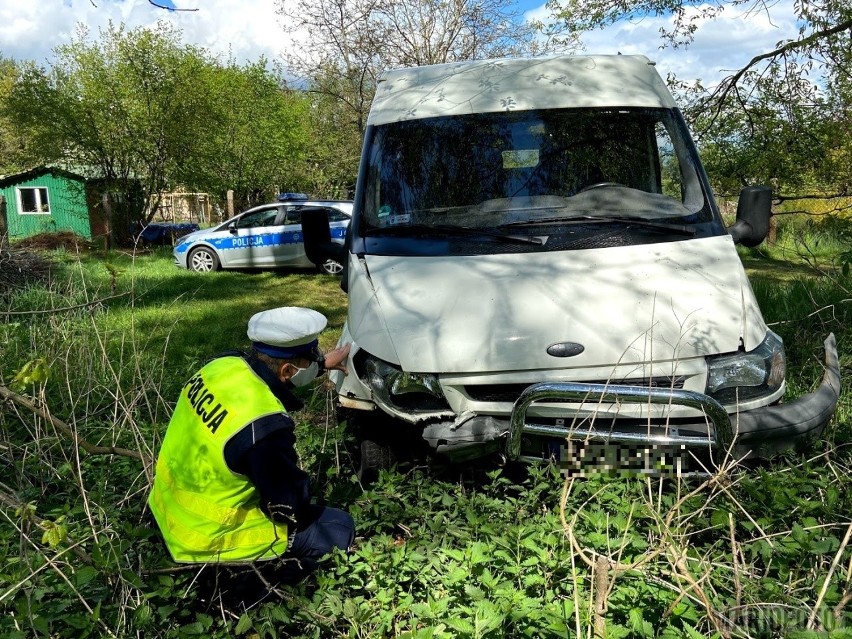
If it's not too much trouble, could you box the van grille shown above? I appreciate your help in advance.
[465,376,686,403]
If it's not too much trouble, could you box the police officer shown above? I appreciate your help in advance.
[148,307,354,597]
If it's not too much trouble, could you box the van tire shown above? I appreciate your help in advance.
[358,439,395,484]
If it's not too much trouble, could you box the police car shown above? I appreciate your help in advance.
[173,194,352,274]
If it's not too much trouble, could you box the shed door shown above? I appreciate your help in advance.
[0,196,7,237]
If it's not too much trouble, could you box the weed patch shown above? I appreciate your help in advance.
[0,247,850,638]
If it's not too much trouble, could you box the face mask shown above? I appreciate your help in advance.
[289,361,319,387]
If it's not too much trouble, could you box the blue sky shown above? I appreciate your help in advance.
[3,0,800,87]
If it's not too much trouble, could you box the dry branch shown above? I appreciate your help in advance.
[808,520,852,629]
[0,245,53,296]
[559,469,738,635]
[708,18,852,125]
[2,292,131,318]
[0,384,151,465]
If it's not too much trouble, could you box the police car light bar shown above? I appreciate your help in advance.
[278,192,309,201]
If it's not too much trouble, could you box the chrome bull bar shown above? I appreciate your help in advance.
[506,382,732,461]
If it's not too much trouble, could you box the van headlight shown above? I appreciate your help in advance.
[706,330,786,404]
[362,355,451,415]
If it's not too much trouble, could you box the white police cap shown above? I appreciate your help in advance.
[247,307,327,358]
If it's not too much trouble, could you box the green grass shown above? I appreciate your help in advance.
[739,213,852,277]
[1,243,850,638]
[2,248,348,403]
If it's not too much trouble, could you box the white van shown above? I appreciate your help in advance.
[330,55,840,475]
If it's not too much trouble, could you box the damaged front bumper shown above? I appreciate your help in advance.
[339,335,840,466]
[730,333,841,457]
[506,333,841,465]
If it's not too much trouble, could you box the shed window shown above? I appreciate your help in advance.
[18,187,51,214]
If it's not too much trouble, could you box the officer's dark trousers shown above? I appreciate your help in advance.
[204,505,355,608]
[276,504,355,584]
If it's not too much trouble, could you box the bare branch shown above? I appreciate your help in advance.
[88,0,198,10]
[1,292,131,319]
[0,384,151,464]
[710,18,852,107]
[774,192,852,203]
[148,0,198,10]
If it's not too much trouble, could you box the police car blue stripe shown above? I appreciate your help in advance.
[208,231,304,252]
[178,230,313,254]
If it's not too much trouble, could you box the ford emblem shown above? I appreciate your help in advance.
[547,342,585,358]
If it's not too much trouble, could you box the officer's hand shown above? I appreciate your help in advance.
[324,344,351,374]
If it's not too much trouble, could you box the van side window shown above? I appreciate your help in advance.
[656,122,684,201]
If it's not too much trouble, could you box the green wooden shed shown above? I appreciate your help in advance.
[0,166,93,240]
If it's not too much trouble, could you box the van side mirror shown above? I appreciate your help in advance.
[728,186,771,247]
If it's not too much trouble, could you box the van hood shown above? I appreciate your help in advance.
[347,236,767,374]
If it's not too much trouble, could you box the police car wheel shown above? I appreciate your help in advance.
[189,247,220,272]
[320,259,344,276]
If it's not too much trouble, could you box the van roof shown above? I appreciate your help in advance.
[368,54,677,126]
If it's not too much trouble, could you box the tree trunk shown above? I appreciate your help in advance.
[767,214,777,245]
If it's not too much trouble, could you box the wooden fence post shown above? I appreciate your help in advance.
[102,192,113,250]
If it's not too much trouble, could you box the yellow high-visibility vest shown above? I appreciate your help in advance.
[148,356,290,563]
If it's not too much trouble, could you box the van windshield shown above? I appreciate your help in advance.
[360,108,718,247]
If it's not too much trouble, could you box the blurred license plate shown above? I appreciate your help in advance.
[554,440,690,477]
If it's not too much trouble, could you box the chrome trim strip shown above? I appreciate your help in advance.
[520,423,713,447]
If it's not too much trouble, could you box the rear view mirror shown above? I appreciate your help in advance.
[728,186,771,247]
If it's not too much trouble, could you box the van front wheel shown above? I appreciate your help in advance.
[358,439,395,483]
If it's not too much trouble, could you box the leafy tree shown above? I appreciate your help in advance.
[3,23,321,240]
[679,54,851,204]
[546,0,852,203]
[0,55,28,176]
[301,87,362,199]
[275,0,575,188]
[176,58,315,209]
[547,0,851,64]
[678,63,839,197]
[819,30,852,197]
[4,22,212,243]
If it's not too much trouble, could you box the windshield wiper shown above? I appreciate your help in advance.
[365,223,543,245]
[500,215,695,236]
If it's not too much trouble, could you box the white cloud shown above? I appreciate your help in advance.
[0,0,289,66]
[2,0,802,86]
[526,0,800,87]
